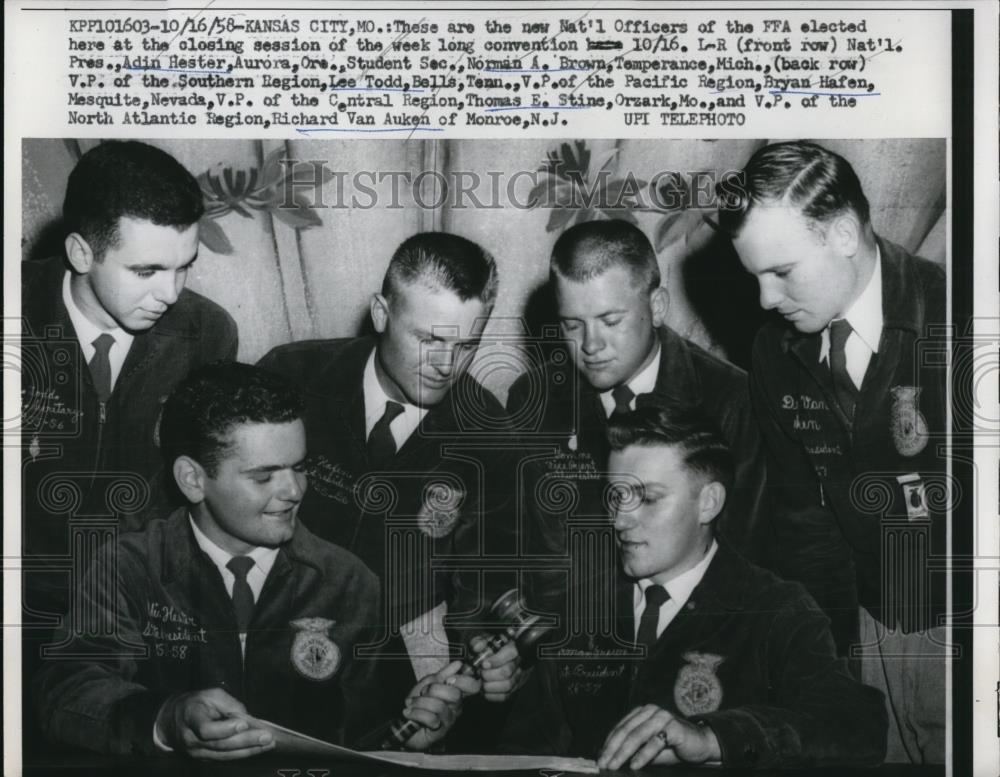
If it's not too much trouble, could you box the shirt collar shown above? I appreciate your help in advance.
[188,513,278,579]
[363,347,427,434]
[819,245,882,362]
[630,343,661,396]
[601,343,661,413]
[62,270,133,354]
[637,539,719,610]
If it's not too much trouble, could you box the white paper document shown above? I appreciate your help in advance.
[252,717,600,773]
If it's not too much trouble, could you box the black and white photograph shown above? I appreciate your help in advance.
[16,135,958,773]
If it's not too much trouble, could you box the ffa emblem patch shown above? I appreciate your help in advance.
[29,434,40,461]
[674,651,724,716]
[417,482,464,538]
[567,433,578,452]
[889,386,928,457]
[290,618,341,681]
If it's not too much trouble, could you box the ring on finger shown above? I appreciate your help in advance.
[656,730,669,745]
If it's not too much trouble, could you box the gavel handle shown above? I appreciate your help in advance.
[371,660,481,750]
[378,717,422,750]
[365,606,544,750]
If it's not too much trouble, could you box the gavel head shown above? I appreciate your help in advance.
[490,589,532,627]
[487,589,552,662]
[513,622,551,655]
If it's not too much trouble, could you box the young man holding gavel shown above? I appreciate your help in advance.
[501,400,888,769]
[33,363,478,759]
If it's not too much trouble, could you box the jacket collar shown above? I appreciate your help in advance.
[312,337,374,452]
[650,325,700,402]
[26,256,203,386]
[576,326,702,406]
[161,508,326,586]
[24,257,70,330]
[781,236,923,360]
[319,336,377,402]
[340,336,475,433]
[613,540,752,626]
[877,237,927,334]
[681,540,754,612]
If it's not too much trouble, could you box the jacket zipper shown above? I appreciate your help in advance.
[91,400,107,487]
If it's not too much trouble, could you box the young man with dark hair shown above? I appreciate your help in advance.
[507,219,768,606]
[502,400,887,770]
[22,141,238,757]
[22,141,238,614]
[720,140,947,763]
[259,232,523,729]
[33,362,475,760]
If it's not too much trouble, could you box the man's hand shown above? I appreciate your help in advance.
[597,704,721,770]
[402,660,481,750]
[155,688,275,760]
[469,635,524,703]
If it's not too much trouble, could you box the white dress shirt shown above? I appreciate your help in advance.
[63,271,133,391]
[189,515,278,659]
[819,247,883,390]
[633,541,719,641]
[599,344,662,417]
[363,348,428,451]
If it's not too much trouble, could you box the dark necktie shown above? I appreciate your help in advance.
[227,556,256,633]
[636,584,670,651]
[610,384,635,420]
[828,319,858,420]
[89,333,115,402]
[367,401,405,467]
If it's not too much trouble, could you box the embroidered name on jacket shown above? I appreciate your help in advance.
[142,602,208,644]
[778,393,842,473]
[301,456,355,505]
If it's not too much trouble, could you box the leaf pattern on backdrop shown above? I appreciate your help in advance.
[529,140,715,251]
[197,149,335,255]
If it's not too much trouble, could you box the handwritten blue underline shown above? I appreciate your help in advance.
[484,105,592,112]
[769,90,881,97]
[330,87,426,93]
[295,127,445,134]
[125,66,229,74]
[709,86,880,97]
[482,68,590,73]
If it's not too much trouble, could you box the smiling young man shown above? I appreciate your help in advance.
[501,401,887,770]
[33,363,475,759]
[258,233,524,738]
[720,141,948,764]
[22,142,238,618]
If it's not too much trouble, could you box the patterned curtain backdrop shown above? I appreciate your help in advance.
[21,138,946,400]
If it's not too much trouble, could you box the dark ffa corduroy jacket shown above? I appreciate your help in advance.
[506,324,769,597]
[21,257,237,616]
[749,238,947,652]
[34,510,381,755]
[502,543,887,770]
[259,337,525,694]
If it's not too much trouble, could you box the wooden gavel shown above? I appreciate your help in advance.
[369,589,551,751]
